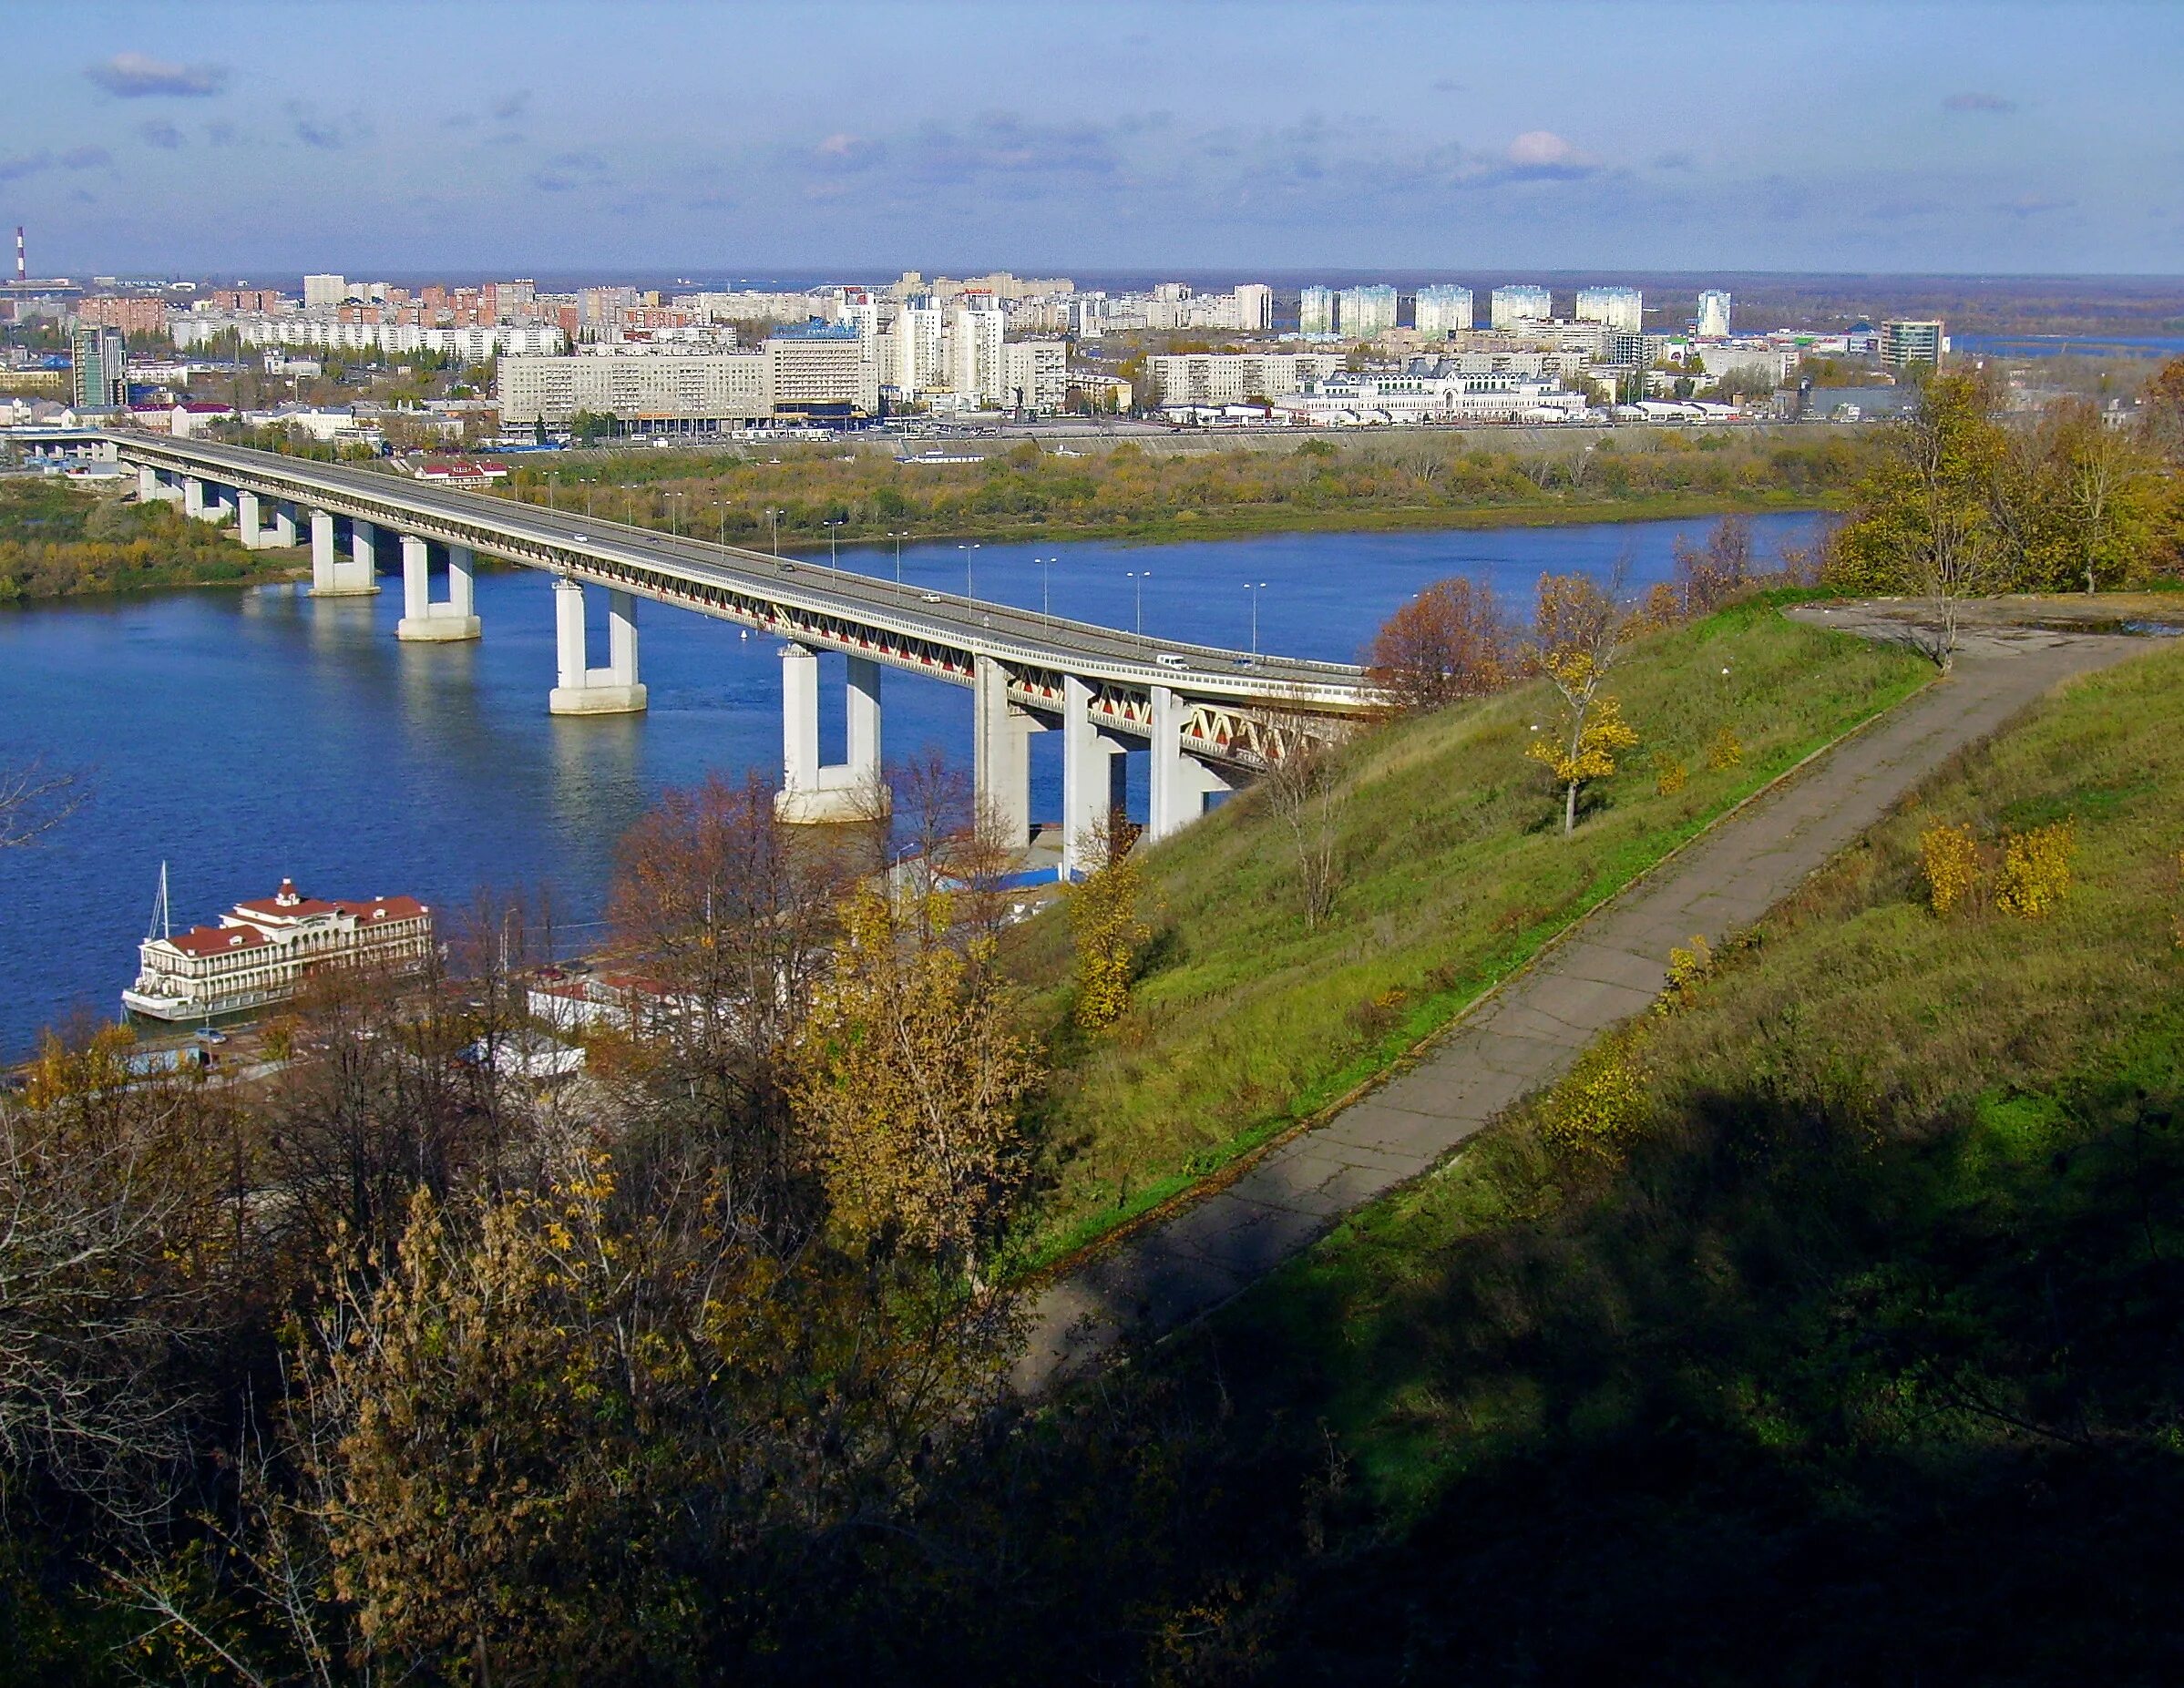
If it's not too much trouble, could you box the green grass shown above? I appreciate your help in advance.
[1236,638,2184,1495]
[1006,602,1932,1267]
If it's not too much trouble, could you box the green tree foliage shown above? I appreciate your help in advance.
[1830,370,2178,634]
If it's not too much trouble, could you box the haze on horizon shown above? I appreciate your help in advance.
[2,0,2178,280]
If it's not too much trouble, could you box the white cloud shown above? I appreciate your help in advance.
[86,52,228,97]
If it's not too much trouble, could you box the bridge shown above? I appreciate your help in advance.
[108,434,1376,875]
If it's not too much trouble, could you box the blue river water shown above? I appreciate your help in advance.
[0,511,1818,1059]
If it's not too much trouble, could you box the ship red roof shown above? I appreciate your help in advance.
[166,923,271,957]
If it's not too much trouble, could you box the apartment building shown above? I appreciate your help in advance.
[1490,285,1554,329]
[1146,351,1347,405]
[497,351,769,427]
[1574,286,1645,331]
[1413,284,1474,334]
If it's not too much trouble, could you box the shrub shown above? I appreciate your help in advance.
[1707,726,1744,771]
[1995,818,2076,918]
[1662,934,1712,1006]
[1921,822,1981,915]
[1651,752,1687,796]
[1539,1031,1649,1164]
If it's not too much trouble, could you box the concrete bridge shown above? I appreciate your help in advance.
[109,435,1376,873]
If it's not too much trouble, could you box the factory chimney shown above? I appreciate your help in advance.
[14,227,24,284]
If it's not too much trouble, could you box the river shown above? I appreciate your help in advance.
[0,511,1820,1059]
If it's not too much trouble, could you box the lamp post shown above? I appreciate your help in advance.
[766,506,780,557]
[1035,556,1057,625]
[889,530,909,598]
[825,517,845,568]
[957,541,979,599]
[709,499,729,550]
[1127,569,1151,635]
[667,492,684,537]
[1244,579,1268,658]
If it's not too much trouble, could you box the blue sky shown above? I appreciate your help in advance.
[2,0,2178,279]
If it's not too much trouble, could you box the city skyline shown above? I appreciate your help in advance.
[2,0,2177,277]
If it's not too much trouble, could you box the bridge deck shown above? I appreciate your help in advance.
[111,435,1373,712]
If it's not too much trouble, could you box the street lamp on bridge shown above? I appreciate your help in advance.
[889,530,910,598]
[1244,580,1268,659]
[824,517,846,568]
[957,541,980,599]
[1127,569,1151,636]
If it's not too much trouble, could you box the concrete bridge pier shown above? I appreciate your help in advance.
[263,501,298,547]
[136,465,168,504]
[774,644,884,824]
[308,509,378,596]
[1061,673,1133,878]
[181,476,225,523]
[975,653,1037,846]
[396,537,482,642]
[549,577,646,715]
[1147,684,1234,841]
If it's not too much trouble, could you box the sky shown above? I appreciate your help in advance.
[2,0,2179,281]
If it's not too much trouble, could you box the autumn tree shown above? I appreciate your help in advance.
[1832,370,2005,670]
[1363,575,1509,714]
[1526,572,1639,834]
[609,773,853,1231]
[1260,726,1349,928]
[794,890,1041,1289]
[1667,515,1756,618]
[2047,399,2163,594]
[1071,817,1150,1028]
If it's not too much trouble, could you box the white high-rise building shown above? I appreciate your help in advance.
[1298,285,1337,336]
[1233,282,1274,332]
[302,274,347,309]
[949,294,1006,405]
[1575,286,1645,332]
[1413,284,1474,334]
[1490,284,1553,329]
[1338,284,1399,340]
[1696,290,1732,339]
[896,295,947,395]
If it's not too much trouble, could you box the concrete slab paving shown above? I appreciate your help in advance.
[1010,623,2149,1395]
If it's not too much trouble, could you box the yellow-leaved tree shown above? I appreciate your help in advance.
[795,890,1042,1290]
[1071,822,1150,1030]
[1527,572,1638,835]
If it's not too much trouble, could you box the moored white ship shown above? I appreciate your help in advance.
[122,865,434,1023]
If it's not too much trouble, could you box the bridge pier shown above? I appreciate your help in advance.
[1061,674,1132,878]
[182,476,216,522]
[308,509,378,596]
[136,465,164,503]
[1147,684,1233,841]
[396,536,482,642]
[264,501,298,548]
[774,645,884,824]
[974,654,1036,846]
[549,578,646,715]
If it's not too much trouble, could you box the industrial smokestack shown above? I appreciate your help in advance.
[14,227,23,284]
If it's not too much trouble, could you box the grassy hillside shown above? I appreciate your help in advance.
[1172,634,2184,1682]
[837,636,2184,1685]
[1010,601,1931,1263]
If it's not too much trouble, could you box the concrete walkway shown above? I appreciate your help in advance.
[1013,616,2148,1393]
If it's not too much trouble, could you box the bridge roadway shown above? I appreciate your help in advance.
[108,434,1376,867]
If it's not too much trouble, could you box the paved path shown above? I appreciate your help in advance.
[1012,617,2148,1393]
